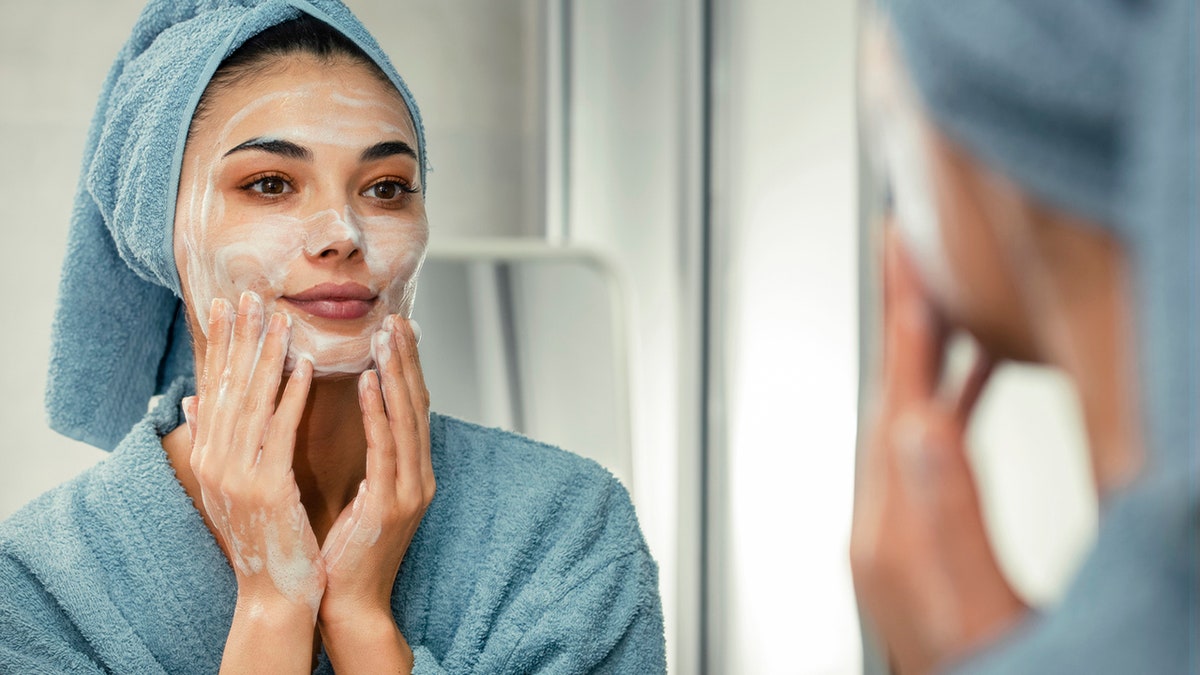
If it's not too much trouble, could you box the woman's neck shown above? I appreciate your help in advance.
[290,375,369,542]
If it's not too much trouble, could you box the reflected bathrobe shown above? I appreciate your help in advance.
[0,380,666,674]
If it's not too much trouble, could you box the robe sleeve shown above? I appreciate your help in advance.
[499,549,665,673]
[0,554,108,674]
[944,472,1198,675]
[411,547,665,674]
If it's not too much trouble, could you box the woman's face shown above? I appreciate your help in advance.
[861,18,1039,362]
[174,55,427,377]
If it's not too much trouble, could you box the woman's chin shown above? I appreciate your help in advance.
[284,338,374,378]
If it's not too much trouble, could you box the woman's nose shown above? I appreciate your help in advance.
[303,208,363,261]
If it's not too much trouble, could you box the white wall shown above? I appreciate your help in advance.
[567,2,706,670]
[710,1,862,671]
[0,0,146,517]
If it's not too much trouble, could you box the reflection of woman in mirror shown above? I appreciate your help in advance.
[852,0,1195,673]
[0,2,664,672]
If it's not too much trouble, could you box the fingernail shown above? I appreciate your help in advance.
[181,396,196,434]
[268,312,287,334]
[383,314,397,332]
[409,319,422,345]
[353,481,367,510]
[209,298,231,326]
[373,329,391,363]
[292,357,312,380]
[358,371,371,398]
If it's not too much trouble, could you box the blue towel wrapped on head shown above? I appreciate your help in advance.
[47,0,427,451]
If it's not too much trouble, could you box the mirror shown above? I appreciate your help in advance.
[414,238,634,488]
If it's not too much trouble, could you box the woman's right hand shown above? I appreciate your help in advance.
[183,292,324,671]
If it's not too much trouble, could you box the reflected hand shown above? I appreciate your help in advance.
[849,233,1027,674]
[318,315,434,672]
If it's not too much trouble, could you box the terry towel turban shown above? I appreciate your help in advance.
[46,0,427,451]
[880,0,1196,671]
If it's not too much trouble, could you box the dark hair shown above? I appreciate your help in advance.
[190,14,397,131]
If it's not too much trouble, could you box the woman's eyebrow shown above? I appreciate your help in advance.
[360,140,417,163]
[223,138,312,161]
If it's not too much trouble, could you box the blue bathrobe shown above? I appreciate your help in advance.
[0,378,666,673]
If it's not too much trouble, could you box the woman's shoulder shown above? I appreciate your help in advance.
[0,416,178,564]
[2,381,193,550]
[426,411,650,561]
[434,413,617,478]
[0,458,106,556]
[432,413,634,511]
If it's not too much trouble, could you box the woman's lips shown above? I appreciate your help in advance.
[282,282,377,320]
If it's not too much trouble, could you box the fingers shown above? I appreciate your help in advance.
[375,320,421,482]
[895,407,994,580]
[195,291,307,480]
[196,298,233,452]
[321,481,367,569]
[895,407,1019,613]
[883,228,946,406]
[954,352,995,427]
[359,368,397,498]
[365,315,434,506]
[258,357,313,476]
[206,292,267,459]
[182,396,199,446]
[397,319,429,415]
[231,311,292,467]
[395,318,433,484]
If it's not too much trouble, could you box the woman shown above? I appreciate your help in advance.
[0,2,665,673]
[852,0,1195,673]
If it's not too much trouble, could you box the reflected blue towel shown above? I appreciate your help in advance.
[2,381,666,672]
[46,0,427,451]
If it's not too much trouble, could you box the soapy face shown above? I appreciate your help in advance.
[860,13,1047,361]
[175,56,428,376]
[859,14,956,300]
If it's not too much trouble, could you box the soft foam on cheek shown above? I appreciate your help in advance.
[861,21,956,300]
[356,208,429,315]
[181,165,228,332]
[886,123,955,296]
[281,209,427,377]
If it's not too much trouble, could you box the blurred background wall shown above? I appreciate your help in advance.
[0,1,1096,673]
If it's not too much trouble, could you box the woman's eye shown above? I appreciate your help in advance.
[254,174,289,193]
[242,175,293,196]
[363,179,418,203]
[372,182,400,200]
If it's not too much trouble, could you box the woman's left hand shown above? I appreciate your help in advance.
[318,315,435,672]
[849,232,1027,674]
